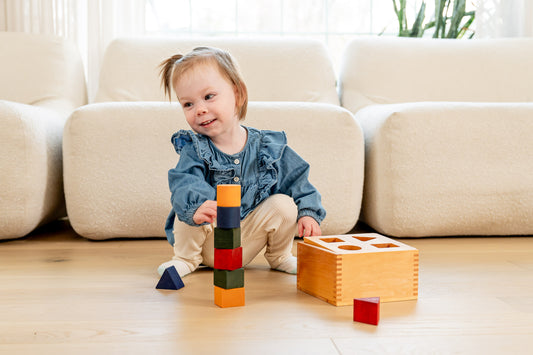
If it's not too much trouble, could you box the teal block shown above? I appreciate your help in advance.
[214,268,245,289]
[214,227,241,249]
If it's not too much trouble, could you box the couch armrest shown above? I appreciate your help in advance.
[0,100,66,239]
[355,102,533,236]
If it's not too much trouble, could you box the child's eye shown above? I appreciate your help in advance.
[205,94,215,100]
[182,102,193,108]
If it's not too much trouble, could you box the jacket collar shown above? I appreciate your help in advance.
[171,126,287,169]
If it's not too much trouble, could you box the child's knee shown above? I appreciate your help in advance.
[266,194,298,224]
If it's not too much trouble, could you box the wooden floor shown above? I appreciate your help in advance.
[1,221,532,355]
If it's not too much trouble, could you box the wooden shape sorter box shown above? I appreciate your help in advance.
[297,233,419,306]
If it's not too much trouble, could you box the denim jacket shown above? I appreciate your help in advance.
[164,126,326,245]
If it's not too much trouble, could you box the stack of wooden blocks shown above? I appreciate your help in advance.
[213,184,245,308]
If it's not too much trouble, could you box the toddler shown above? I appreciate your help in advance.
[158,46,326,277]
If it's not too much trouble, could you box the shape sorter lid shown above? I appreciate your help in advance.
[303,233,417,254]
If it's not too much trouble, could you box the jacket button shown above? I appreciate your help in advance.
[234,159,240,164]
[233,177,240,182]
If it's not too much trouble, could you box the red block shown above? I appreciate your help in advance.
[353,297,380,325]
[214,247,243,270]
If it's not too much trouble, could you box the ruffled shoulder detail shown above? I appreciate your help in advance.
[170,129,221,168]
[170,130,195,154]
[247,127,287,166]
[245,127,288,205]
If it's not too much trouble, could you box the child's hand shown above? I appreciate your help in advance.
[193,200,217,225]
[298,216,321,238]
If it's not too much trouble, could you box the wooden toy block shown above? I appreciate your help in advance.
[156,266,185,290]
[353,297,380,325]
[214,247,243,270]
[216,206,240,229]
[214,286,245,308]
[214,227,241,249]
[214,268,245,289]
[297,233,418,306]
[217,184,241,207]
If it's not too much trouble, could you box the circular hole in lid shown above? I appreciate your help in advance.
[338,245,361,251]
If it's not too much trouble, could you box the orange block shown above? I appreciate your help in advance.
[217,184,241,207]
[214,286,245,308]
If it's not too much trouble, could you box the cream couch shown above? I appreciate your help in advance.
[0,33,87,240]
[63,38,364,239]
[339,37,533,237]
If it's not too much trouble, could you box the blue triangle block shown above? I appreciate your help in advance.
[156,266,185,290]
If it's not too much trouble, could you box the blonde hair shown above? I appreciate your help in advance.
[159,46,248,120]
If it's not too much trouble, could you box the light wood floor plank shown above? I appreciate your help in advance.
[1,221,532,354]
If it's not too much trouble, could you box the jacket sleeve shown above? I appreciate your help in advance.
[168,142,216,226]
[276,146,326,224]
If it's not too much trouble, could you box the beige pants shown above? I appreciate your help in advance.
[171,194,298,272]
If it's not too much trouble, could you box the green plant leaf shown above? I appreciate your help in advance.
[410,1,427,37]
[433,0,446,38]
[393,0,474,39]
[457,11,475,38]
[446,0,466,38]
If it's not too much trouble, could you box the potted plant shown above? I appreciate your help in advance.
[393,0,475,38]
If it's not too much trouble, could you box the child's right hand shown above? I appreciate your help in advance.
[193,200,217,225]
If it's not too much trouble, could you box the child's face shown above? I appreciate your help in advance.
[175,62,239,138]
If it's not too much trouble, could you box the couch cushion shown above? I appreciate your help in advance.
[339,37,533,114]
[95,37,339,105]
[0,32,86,111]
[356,102,533,237]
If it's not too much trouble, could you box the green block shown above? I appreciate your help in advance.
[214,227,241,249]
[214,268,245,289]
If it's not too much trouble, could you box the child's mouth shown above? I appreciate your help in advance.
[200,119,216,127]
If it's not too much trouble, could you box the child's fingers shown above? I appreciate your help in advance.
[298,222,305,238]
[311,222,321,236]
[302,222,313,238]
[305,221,321,237]
[203,201,218,215]
[298,217,321,238]
[193,200,218,225]
[297,217,323,238]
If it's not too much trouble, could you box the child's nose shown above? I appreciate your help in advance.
[196,103,207,115]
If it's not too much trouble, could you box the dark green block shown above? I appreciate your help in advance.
[214,268,245,289]
[214,227,241,249]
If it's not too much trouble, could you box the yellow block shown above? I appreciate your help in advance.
[214,286,245,308]
[217,184,241,207]
[297,233,419,306]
